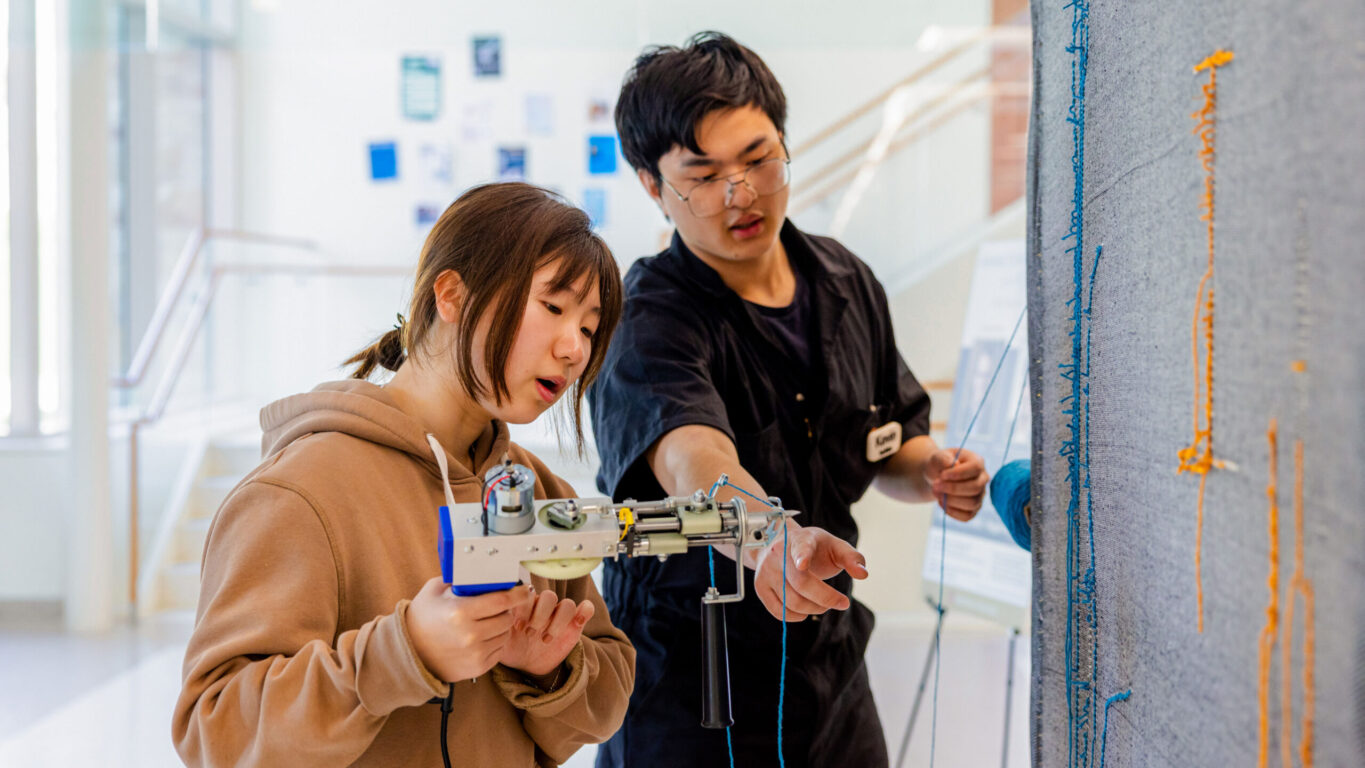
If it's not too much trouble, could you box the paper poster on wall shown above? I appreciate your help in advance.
[415,204,441,228]
[401,55,441,121]
[472,36,501,77]
[525,93,554,137]
[920,240,1031,630]
[588,98,612,123]
[368,141,398,181]
[582,188,607,229]
[588,136,618,175]
[498,147,527,181]
[417,142,454,186]
[461,100,493,142]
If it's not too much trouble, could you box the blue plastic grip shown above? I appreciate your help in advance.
[452,582,520,597]
[438,506,454,585]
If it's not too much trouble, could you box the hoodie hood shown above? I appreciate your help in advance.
[259,379,509,489]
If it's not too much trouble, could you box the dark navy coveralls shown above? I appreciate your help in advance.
[590,220,931,768]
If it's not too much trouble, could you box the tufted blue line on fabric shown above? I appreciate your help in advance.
[1058,0,1100,762]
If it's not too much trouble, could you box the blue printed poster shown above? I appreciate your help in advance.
[415,203,441,227]
[368,141,398,181]
[498,146,527,181]
[588,135,618,175]
[473,36,501,77]
[401,55,441,120]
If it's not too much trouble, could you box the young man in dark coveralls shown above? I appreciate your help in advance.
[589,32,989,768]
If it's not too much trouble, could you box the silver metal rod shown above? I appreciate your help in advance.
[216,263,407,277]
[895,602,947,768]
[1001,628,1020,768]
[142,271,220,424]
[129,423,139,607]
[682,534,736,547]
[114,229,320,389]
[115,227,204,388]
[632,518,684,533]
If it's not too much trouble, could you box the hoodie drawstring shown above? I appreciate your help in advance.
[425,434,460,513]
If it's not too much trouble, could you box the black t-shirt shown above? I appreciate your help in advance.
[587,220,931,763]
[745,263,813,372]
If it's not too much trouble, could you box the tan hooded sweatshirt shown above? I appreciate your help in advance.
[172,379,635,767]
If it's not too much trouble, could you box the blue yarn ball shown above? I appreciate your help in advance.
[990,459,1032,551]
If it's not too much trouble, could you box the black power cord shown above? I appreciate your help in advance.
[429,686,455,768]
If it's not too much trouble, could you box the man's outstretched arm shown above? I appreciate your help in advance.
[646,424,869,622]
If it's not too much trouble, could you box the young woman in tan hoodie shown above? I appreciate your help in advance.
[173,183,634,767]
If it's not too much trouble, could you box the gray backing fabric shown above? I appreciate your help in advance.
[1027,1,1365,766]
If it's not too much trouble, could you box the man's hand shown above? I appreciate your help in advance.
[753,525,869,622]
[925,448,989,521]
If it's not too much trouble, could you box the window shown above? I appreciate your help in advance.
[35,0,60,431]
[1,0,10,433]
[0,1,237,436]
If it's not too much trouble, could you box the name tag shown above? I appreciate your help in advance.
[866,421,902,462]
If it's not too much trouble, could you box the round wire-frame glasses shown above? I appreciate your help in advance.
[662,157,792,218]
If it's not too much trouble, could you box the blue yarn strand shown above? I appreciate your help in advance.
[1002,375,1030,465]
[1098,689,1131,767]
[779,521,788,768]
[928,302,1026,768]
[1082,247,1102,762]
[952,306,1026,466]
[708,479,784,768]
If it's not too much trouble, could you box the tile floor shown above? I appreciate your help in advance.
[0,611,1028,767]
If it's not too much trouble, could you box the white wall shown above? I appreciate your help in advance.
[3,0,1005,614]
[224,0,995,402]
[234,0,991,266]
[0,443,69,600]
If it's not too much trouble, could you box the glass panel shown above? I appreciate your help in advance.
[0,0,10,433]
[35,0,59,430]
[207,0,237,36]
[111,16,215,419]
[156,28,205,292]
[161,0,208,24]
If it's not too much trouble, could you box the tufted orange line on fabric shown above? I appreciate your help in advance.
[1258,420,1280,768]
[1179,49,1233,633]
[1293,441,1315,767]
[1280,439,1315,768]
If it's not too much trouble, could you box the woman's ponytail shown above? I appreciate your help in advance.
[344,314,407,380]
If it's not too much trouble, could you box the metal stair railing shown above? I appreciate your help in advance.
[112,228,409,607]
[787,25,1029,223]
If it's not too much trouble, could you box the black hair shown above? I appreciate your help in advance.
[615,31,787,182]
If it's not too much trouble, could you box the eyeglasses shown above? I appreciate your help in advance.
[662,157,792,218]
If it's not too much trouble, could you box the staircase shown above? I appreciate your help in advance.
[139,437,262,617]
